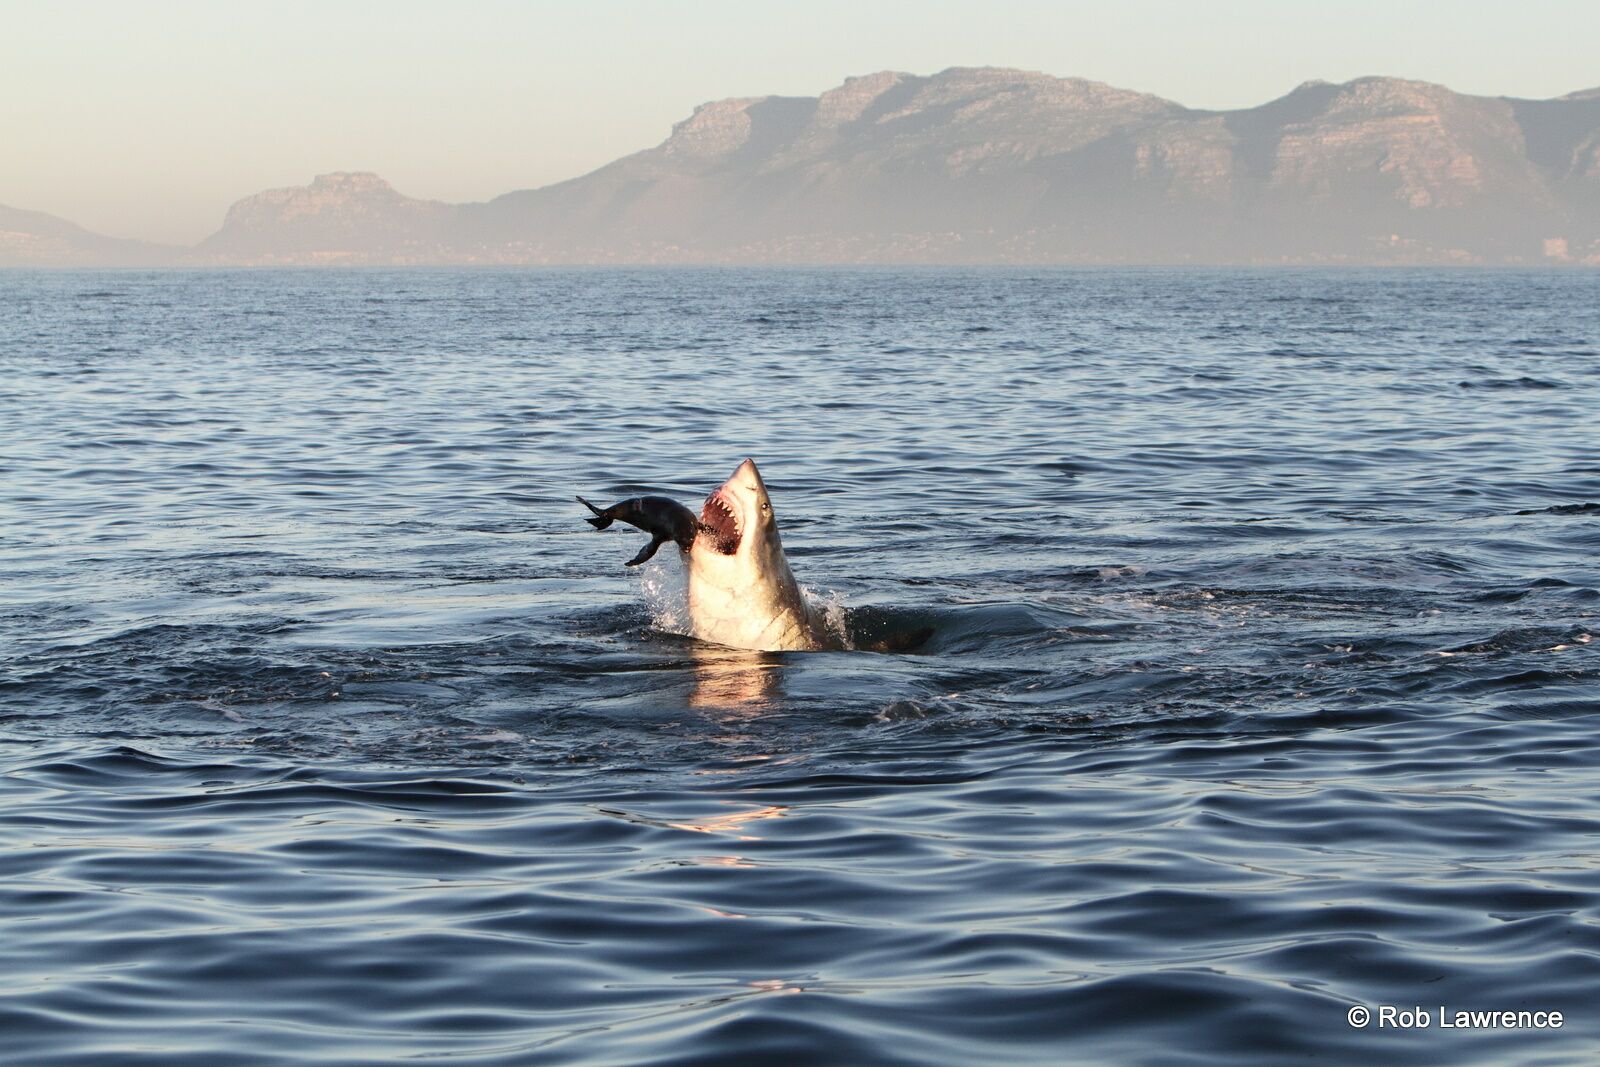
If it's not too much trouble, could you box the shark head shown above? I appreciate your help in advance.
[683,459,826,651]
[691,458,793,588]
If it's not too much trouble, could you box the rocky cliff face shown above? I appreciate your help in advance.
[448,68,1600,264]
[195,172,459,263]
[466,67,1184,256]
[17,68,1600,266]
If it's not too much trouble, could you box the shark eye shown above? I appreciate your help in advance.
[760,502,770,512]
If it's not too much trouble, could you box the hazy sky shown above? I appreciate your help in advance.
[5,0,1598,244]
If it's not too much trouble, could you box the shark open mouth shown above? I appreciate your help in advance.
[699,492,742,555]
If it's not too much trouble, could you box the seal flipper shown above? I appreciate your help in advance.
[626,534,670,567]
[577,495,614,530]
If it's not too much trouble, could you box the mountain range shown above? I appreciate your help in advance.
[5,68,1599,266]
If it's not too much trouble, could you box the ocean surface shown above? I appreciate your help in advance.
[2,267,1598,1065]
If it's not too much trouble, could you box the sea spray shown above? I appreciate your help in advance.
[804,586,854,650]
[634,551,692,636]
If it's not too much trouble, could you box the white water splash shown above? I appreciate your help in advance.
[634,552,692,636]
[802,586,853,650]
[468,729,522,743]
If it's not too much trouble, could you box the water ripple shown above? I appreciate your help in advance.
[2,268,1598,1064]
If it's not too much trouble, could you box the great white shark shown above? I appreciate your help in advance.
[578,459,832,652]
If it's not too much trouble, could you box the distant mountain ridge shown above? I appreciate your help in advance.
[8,68,1600,266]
[0,204,180,267]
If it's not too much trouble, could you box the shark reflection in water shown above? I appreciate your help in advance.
[685,643,785,711]
[598,802,788,844]
[666,805,788,840]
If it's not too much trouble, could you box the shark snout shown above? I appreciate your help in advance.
[734,458,769,492]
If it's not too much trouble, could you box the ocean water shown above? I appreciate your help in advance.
[1,267,1598,1065]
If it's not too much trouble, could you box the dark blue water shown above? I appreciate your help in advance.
[2,268,1598,1065]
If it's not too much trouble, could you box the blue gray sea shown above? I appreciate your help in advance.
[2,268,1598,1064]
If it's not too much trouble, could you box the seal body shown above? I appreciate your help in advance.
[577,494,697,566]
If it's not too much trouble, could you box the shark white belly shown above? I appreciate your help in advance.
[687,564,823,652]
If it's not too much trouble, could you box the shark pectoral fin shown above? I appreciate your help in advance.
[577,495,613,530]
[625,534,670,567]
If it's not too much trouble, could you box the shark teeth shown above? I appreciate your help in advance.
[699,492,741,555]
